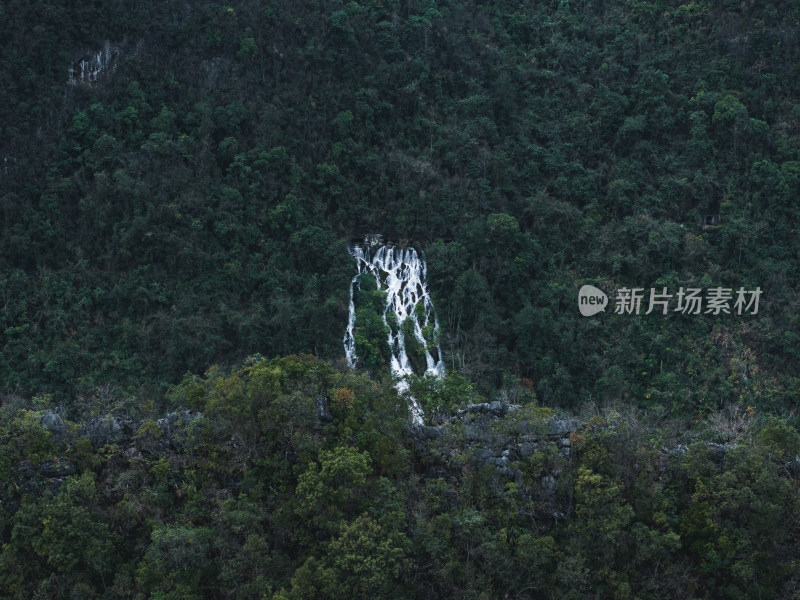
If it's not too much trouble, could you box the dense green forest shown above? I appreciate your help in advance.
[2,355,800,599]
[2,0,800,412]
[2,0,800,597]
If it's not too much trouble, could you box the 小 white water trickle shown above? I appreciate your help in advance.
[343,238,445,425]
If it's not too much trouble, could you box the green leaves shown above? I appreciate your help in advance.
[712,93,748,128]
[8,473,117,582]
[353,275,392,368]
[294,446,372,532]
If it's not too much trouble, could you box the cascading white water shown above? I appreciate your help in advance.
[68,41,117,84]
[344,238,445,425]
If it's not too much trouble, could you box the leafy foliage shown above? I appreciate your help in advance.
[0,356,797,598]
[2,0,800,596]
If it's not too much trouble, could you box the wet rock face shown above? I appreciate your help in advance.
[67,40,119,84]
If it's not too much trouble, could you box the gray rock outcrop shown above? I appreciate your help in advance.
[40,411,65,435]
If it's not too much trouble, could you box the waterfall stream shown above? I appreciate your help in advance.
[343,239,445,425]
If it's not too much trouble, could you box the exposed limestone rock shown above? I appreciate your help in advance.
[40,411,65,435]
[549,415,580,437]
[84,415,125,448]
[67,40,119,84]
[519,442,539,457]
[315,395,333,423]
[457,401,514,417]
[37,459,77,478]
[707,442,738,461]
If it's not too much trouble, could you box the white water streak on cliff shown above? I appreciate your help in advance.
[68,41,117,84]
[343,242,445,425]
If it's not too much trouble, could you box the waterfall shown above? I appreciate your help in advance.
[343,238,445,425]
[68,41,118,84]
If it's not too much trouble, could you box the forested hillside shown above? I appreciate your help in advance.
[2,0,800,413]
[2,0,800,598]
[2,355,800,599]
